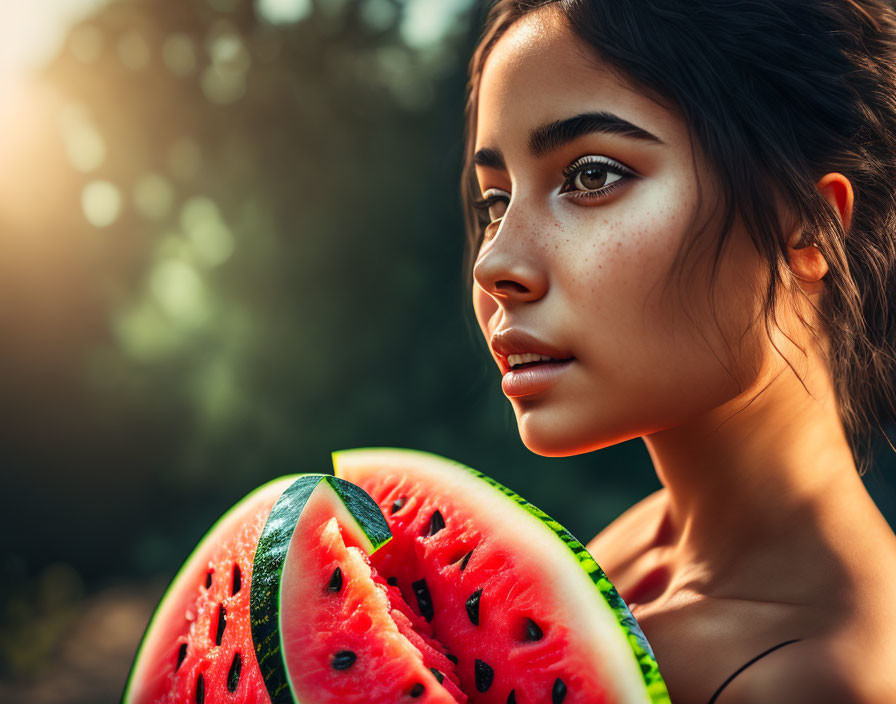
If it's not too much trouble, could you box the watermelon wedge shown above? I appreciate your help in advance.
[332,447,669,704]
[249,474,466,703]
[122,448,670,704]
[122,475,300,704]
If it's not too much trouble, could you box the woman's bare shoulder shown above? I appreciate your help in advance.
[710,632,896,704]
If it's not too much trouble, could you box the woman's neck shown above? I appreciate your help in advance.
[640,328,883,603]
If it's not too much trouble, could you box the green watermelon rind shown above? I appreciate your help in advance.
[121,474,302,704]
[332,446,671,704]
[249,474,393,704]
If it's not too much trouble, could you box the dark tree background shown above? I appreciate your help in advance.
[1,0,893,700]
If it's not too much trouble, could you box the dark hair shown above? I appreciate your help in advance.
[460,0,896,476]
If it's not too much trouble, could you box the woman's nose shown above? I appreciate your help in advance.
[472,218,548,304]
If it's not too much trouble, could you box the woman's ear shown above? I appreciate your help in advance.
[786,172,854,294]
[816,172,854,234]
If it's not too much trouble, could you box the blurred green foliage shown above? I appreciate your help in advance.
[1,0,893,684]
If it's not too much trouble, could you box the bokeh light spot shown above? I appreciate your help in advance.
[180,196,220,232]
[150,259,208,326]
[256,0,312,25]
[359,0,398,31]
[117,31,150,70]
[69,24,103,63]
[57,103,106,172]
[81,180,122,227]
[133,173,174,221]
[161,34,196,77]
[208,33,249,72]
[400,0,473,49]
[190,219,235,267]
[115,299,182,362]
[180,196,235,267]
[66,125,105,171]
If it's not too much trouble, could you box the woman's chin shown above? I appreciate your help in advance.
[514,407,639,457]
[515,414,596,457]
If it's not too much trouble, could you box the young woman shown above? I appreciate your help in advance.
[461,1,896,702]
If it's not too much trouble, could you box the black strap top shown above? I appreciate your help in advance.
[706,638,804,704]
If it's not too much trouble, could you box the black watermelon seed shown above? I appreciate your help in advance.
[507,690,517,704]
[446,653,458,665]
[195,673,205,704]
[409,683,425,698]
[214,604,226,646]
[465,588,482,626]
[391,496,407,514]
[205,571,212,589]
[412,578,434,622]
[552,677,567,704]
[475,659,494,692]
[426,510,446,536]
[227,652,241,693]
[175,642,187,670]
[387,576,398,586]
[331,650,357,670]
[327,567,343,593]
[524,618,543,641]
[232,565,241,595]
[430,667,444,684]
[459,549,474,572]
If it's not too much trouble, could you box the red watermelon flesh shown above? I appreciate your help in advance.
[165,508,270,704]
[123,478,291,704]
[279,506,466,702]
[352,478,599,703]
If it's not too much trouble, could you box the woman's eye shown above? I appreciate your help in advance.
[472,189,509,223]
[561,156,637,199]
[471,156,635,232]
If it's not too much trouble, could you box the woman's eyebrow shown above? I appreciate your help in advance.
[474,111,664,169]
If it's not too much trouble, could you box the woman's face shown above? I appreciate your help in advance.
[472,8,770,456]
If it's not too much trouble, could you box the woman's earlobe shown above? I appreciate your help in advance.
[786,227,828,291]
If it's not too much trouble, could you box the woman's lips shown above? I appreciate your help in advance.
[501,358,575,398]
[490,328,575,373]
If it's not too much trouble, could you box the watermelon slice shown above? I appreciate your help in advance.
[122,475,300,704]
[122,448,670,704]
[250,473,467,704]
[331,447,669,704]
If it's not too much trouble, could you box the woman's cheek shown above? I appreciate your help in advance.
[473,286,500,339]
